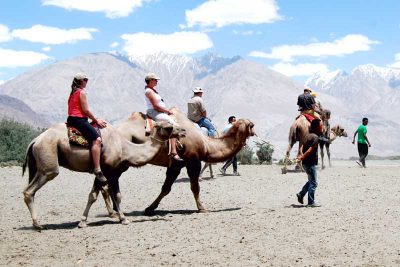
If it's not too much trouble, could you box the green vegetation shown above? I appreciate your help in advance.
[255,140,274,165]
[0,119,45,165]
[237,145,254,165]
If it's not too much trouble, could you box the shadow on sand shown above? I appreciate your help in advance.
[285,204,308,208]
[126,207,241,217]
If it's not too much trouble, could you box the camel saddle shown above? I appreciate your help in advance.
[66,122,101,147]
[301,113,315,123]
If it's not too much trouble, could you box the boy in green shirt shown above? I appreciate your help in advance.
[352,118,371,167]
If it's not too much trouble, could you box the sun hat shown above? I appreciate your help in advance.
[145,73,160,81]
[304,86,312,92]
[192,87,203,93]
[74,73,88,80]
[311,91,317,97]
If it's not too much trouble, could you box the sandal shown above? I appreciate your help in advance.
[169,153,184,162]
[95,171,107,183]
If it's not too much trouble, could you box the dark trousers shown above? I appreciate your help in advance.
[222,155,238,172]
[357,143,369,167]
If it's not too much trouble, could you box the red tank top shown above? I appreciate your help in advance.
[68,89,87,118]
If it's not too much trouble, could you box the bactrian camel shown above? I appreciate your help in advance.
[282,115,346,173]
[114,108,255,215]
[319,124,347,169]
[22,120,185,229]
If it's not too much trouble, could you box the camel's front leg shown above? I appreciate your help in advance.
[199,162,208,178]
[144,164,182,216]
[282,143,293,174]
[209,164,214,178]
[187,159,206,212]
[107,176,129,225]
[100,185,118,218]
[320,143,325,169]
[326,144,332,167]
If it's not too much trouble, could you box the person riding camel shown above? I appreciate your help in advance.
[297,87,321,120]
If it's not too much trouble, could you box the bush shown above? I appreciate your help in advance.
[0,119,45,165]
[237,145,254,165]
[255,141,274,164]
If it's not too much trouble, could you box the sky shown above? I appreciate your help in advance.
[0,0,399,84]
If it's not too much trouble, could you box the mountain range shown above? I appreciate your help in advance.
[0,52,399,158]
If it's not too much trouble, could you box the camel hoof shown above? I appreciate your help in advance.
[210,175,214,178]
[198,209,209,213]
[144,207,156,216]
[78,221,88,228]
[121,218,130,225]
[109,212,119,218]
[32,221,43,231]
[281,168,287,174]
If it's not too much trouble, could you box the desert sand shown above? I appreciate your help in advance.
[1,161,400,266]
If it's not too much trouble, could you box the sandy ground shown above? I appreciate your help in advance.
[1,161,400,266]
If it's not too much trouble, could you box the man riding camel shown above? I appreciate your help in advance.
[297,87,321,120]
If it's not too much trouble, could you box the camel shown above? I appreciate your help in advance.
[282,114,346,173]
[22,118,185,229]
[319,125,348,169]
[114,108,255,215]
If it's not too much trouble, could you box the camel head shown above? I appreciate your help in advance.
[152,121,186,141]
[229,119,256,139]
[331,125,347,137]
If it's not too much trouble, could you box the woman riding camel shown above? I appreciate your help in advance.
[144,73,183,161]
[67,73,108,182]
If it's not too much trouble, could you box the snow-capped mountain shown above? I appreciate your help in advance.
[0,53,399,158]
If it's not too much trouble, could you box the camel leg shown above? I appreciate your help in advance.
[144,163,182,216]
[187,159,207,212]
[282,143,294,174]
[106,173,129,225]
[100,185,118,218]
[326,144,332,167]
[209,164,214,178]
[199,162,208,178]
[320,143,325,170]
[23,170,59,230]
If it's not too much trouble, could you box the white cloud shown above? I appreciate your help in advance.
[389,53,400,68]
[0,24,12,42]
[110,42,119,48]
[42,0,149,18]
[249,34,379,62]
[42,46,51,52]
[270,62,329,77]
[12,25,98,45]
[0,48,51,68]
[185,0,282,28]
[121,31,213,56]
[233,30,262,36]
[0,80,4,85]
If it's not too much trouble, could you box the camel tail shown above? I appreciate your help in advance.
[22,139,37,183]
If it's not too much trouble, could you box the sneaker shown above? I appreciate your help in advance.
[233,171,240,176]
[307,202,321,208]
[219,168,226,175]
[169,153,184,162]
[95,171,107,183]
[355,160,363,167]
[296,193,304,204]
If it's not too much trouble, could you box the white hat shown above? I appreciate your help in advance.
[192,87,203,93]
[74,73,88,80]
[304,86,312,92]
[145,73,160,81]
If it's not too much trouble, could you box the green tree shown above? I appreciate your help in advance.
[255,141,274,164]
[237,145,254,165]
[0,119,45,165]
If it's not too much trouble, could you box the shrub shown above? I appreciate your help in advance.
[237,145,254,165]
[255,141,274,164]
[0,119,45,165]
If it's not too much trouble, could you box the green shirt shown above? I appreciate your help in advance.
[357,124,367,144]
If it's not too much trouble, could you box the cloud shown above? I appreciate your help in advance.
[110,42,119,48]
[249,34,379,62]
[121,31,213,56]
[0,80,4,85]
[42,46,51,52]
[42,0,149,18]
[0,48,51,68]
[270,62,329,77]
[389,53,400,68]
[0,24,12,42]
[184,0,282,28]
[12,25,98,45]
[233,30,262,36]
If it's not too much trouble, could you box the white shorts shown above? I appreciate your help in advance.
[147,109,177,125]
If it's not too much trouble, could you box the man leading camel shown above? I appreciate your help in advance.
[297,87,321,120]
[187,87,217,137]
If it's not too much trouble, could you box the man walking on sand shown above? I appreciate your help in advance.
[352,117,371,168]
[296,119,323,207]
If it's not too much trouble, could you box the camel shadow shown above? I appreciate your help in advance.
[175,176,216,183]
[18,220,117,231]
[126,207,241,217]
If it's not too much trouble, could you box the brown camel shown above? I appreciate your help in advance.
[114,108,255,215]
[282,114,346,173]
[319,124,348,169]
[22,119,185,229]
